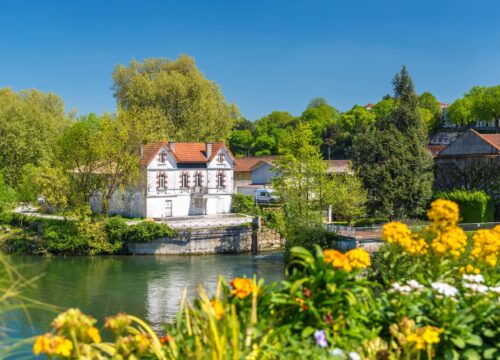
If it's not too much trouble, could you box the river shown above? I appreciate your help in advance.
[5,252,285,344]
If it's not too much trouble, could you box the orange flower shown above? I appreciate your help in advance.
[159,335,172,345]
[295,297,308,310]
[230,277,257,299]
[323,249,351,271]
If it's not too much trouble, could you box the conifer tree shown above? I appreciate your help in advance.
[351,66,433,218]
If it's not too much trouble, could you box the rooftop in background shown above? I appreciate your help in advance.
[427,145,447,157]
[140,141,233,166]
[234,156,278,172]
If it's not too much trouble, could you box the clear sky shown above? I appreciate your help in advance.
[1,0,500,120]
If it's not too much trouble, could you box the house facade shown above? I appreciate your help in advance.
[92,141,234,218]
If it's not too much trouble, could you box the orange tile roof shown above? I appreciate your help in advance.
[234,156,278,172]
[140,141,233,166]
[476,132,500,150]
[427,145,447,157]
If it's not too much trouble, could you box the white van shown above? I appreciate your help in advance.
[254,188,279,204]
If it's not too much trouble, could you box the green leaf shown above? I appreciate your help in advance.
[483,348,497,359]
[301,326,315,338]
[444,348,460,360]
[451,337,465,349]
[483,329,495,338]
[463,349,481,360]
[465,334,483,347]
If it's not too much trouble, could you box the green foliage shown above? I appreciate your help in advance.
[418,91,443,131]
[339,105,376,134]
[352,66,434,218]
[228,129,253,157]
[433,189,494,223]
[112,55,238,142]
[328,173,367,223]
[0,172,17,213]
[447,97,475,125]
[285,226,338,261]
[104,216,129,244]
[447,85,500,127]
[231,193,256,214]
[260,207,285,233]
[0,88,71,185]
[126,221,176,243]
[352,217,389,227]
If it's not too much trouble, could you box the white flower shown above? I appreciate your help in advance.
[407,279,425,291]
[488,286,500,294]
[329,348,344,356]
[431,282,458,297]
[463,283,488,294]
[348,352,361,360]
[462,274,484,283]
[390,282,411,294]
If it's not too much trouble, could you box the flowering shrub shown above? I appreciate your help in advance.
[32,200,500,359]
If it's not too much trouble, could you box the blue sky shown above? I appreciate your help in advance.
[1,1,500,120]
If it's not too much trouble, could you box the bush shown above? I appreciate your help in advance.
[104,217,129,244]
[126,221,176,243]
[285,225,339,261]
[232,193,256,214]
[433,189,494,223]
[260,207,285,233]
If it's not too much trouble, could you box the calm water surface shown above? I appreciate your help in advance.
[7,252,284,340]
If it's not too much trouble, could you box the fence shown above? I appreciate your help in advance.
[325,222,500,237]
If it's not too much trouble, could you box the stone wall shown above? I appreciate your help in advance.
[127,224,285,255]
[332,237,384,254]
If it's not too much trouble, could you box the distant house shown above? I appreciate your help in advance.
[233,156,352,194]
[434,129,500,209]
[90,141,235,218]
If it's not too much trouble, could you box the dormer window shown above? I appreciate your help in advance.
[159,150,167,164]
[217,152,224,163]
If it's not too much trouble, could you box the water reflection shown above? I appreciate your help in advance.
[7,252,284,338]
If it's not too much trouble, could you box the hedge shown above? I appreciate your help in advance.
[433,189,494,223]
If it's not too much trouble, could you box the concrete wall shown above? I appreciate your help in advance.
[127,224,285,255]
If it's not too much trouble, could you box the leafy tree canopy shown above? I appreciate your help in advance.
[112,55,238,142]
[0,88,71,185]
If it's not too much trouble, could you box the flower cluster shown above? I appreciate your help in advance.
[431,282,458,298]
[430,226,467,257]
[323,248,371,272]
[390,279,425,294]
[230,277,258,299]
[426,199,460,227]
[407,326,443,350]
[382,222,428,255]
[460,264,481,274]
[471,227,500,266]
[33,333,73,357]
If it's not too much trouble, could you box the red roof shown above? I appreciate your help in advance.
[234,156,278,172]
[140,141,233,166]
[475,132,500,150]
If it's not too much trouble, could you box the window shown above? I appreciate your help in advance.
[217,152,224,163]
[182,173,188,188]
[158,173,166,189]
[217,172,224,188]
[159,150,167,164]
[196,173,202,187]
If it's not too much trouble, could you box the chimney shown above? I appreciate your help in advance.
[169,141,176,152]
[206,143,213,159]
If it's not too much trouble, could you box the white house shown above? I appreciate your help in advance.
[91,141,235,218]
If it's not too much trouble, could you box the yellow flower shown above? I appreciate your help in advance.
[471,229,500,267]
[210,300,225,320]
[460,264,480,274]
[54,337,73,357]
[33,334,52,355]
[421,326,443,345]
[135,333,151,353]
[87,326,101,343]
[230,277,257,299]
[382,222,428,255]
[346,248,371,269]
[431,226,467,257]
[33,334,73,357]
[427,199,460,227]
[407,333,425,350]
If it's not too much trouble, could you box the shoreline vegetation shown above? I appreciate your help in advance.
[2,199,499,359]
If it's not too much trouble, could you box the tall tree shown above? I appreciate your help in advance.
[447,97,475,125]
[351,66,433,218]
[112,55,238,142]
[0,88,71,185]
[418,92,442,132]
